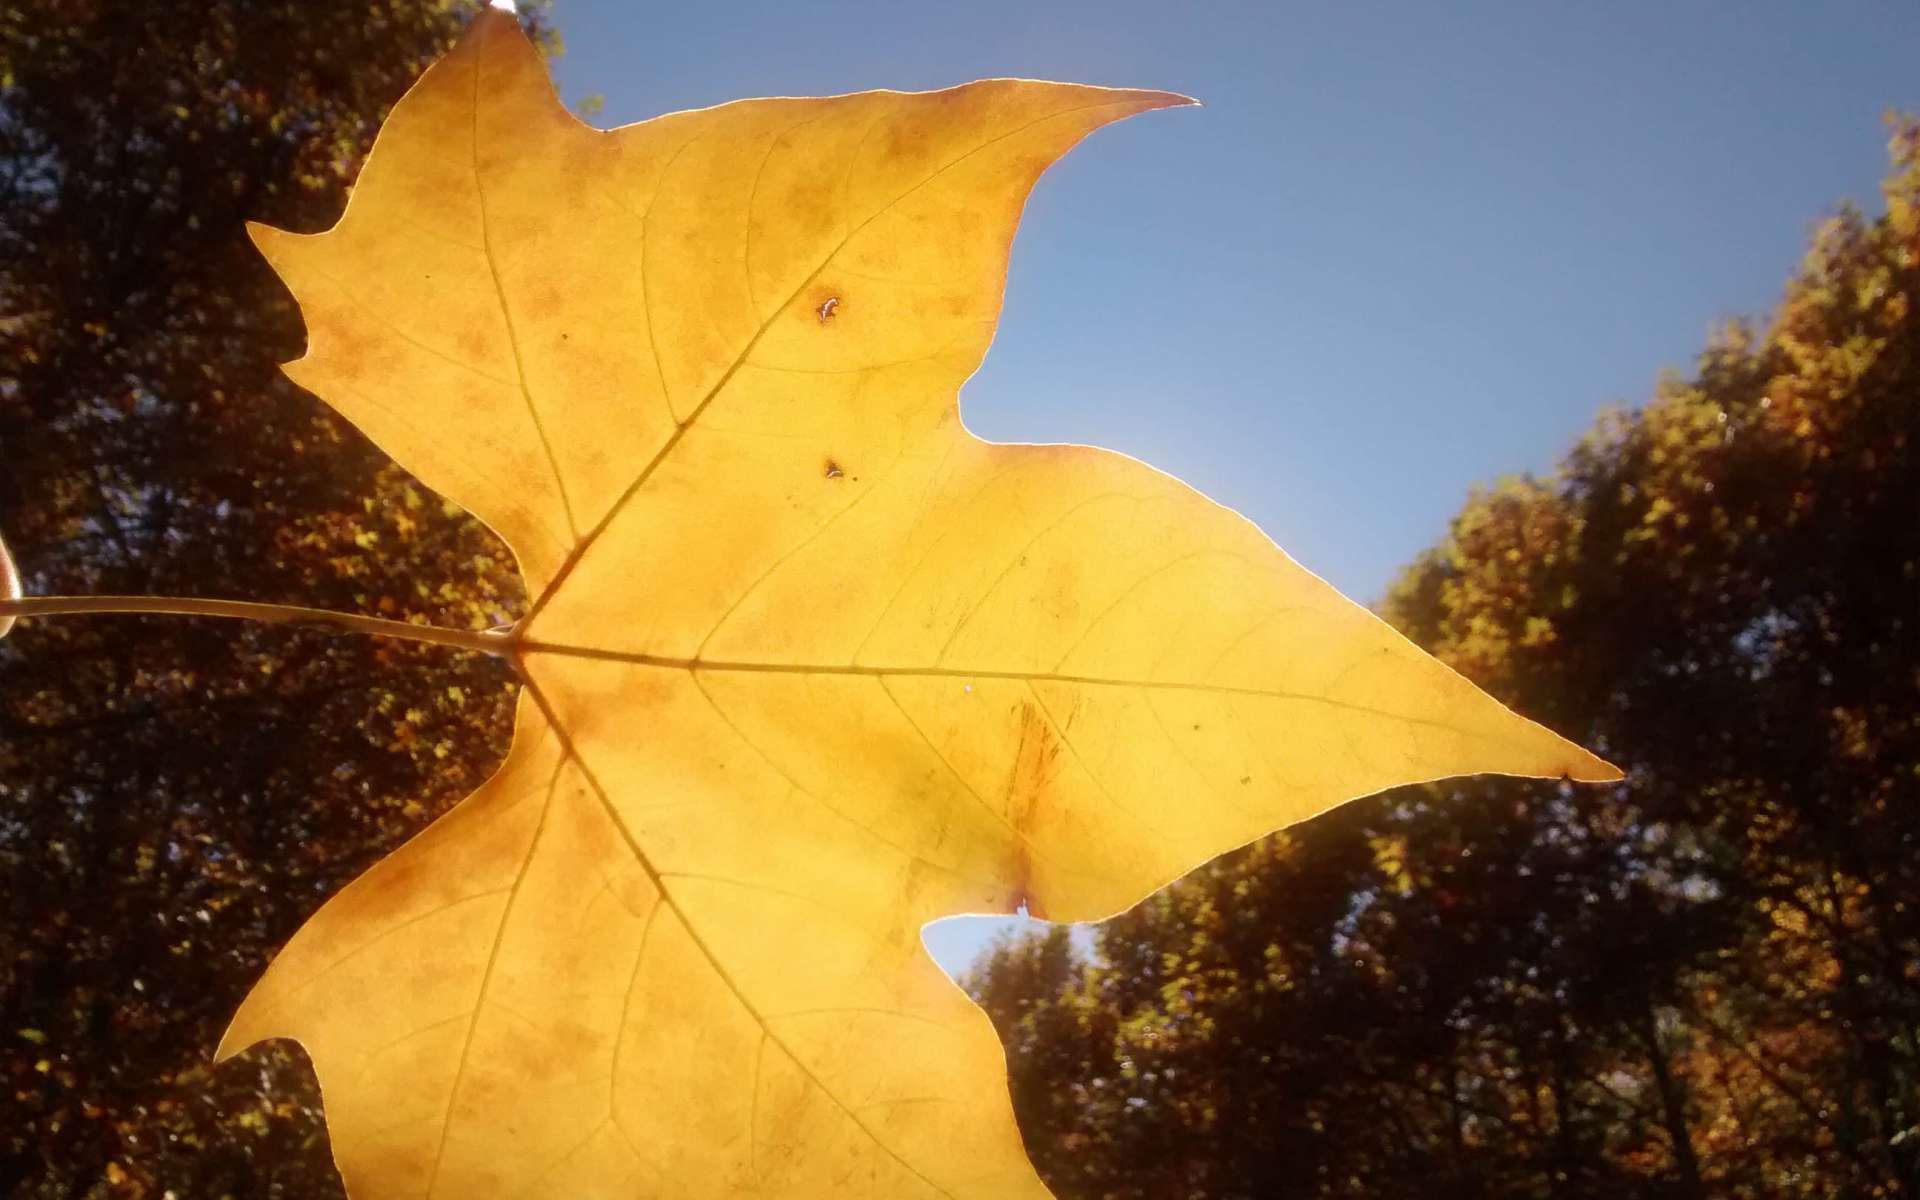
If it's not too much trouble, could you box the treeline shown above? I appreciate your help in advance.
[969,121,1920,1198]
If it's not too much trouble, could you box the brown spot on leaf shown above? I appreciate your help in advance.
[816,295,839,323]
[823,459,844,480]
[1002,700,1063,919]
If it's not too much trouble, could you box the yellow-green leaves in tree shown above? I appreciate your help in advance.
[217,12,1619,1198]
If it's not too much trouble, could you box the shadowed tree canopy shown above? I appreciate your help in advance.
[970,118,1920,1200]
[0,3,554,1194]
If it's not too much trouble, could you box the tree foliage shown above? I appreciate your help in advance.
[971,118,1920,1199]
[0,3,552,1194]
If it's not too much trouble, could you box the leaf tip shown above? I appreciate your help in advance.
[1116,88,1200,115]
[1532,732,1623,785]
[211,1011,265,1066]
[244,220,297,264]
[1479,693,1624,787]
[1569,751,1627,785]
[468,1,529,42]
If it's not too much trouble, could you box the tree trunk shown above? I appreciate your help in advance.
[1639,999,1706,1200]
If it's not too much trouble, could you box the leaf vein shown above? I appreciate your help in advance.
[877,676,1061,873]
[470,49,577,538]
[522,98,1150,630]
[423,754,564,1200]
[517,679,963,1199]
[932,490,1134,665]
[518,647,1502,745]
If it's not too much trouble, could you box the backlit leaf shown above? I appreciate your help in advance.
[216,12,1619,1198]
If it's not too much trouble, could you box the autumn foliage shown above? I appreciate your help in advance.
[971,118,1920,1199]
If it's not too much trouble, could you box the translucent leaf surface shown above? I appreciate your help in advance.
[218,12,1619,1197]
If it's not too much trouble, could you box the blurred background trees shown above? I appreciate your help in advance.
[1,0,1915,1196]
[971,119,1920,1199]
[0,2,548,1194]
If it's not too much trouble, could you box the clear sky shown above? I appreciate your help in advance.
[540,0,1920,976]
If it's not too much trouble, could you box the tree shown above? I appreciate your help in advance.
[970,116,1920,1199]
[0,3,554,1193]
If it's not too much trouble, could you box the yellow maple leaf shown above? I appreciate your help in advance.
[216,11,1618,1198]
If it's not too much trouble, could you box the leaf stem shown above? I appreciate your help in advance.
[0,595,514,656]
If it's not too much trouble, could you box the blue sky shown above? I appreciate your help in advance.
[540,0,1920,976]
